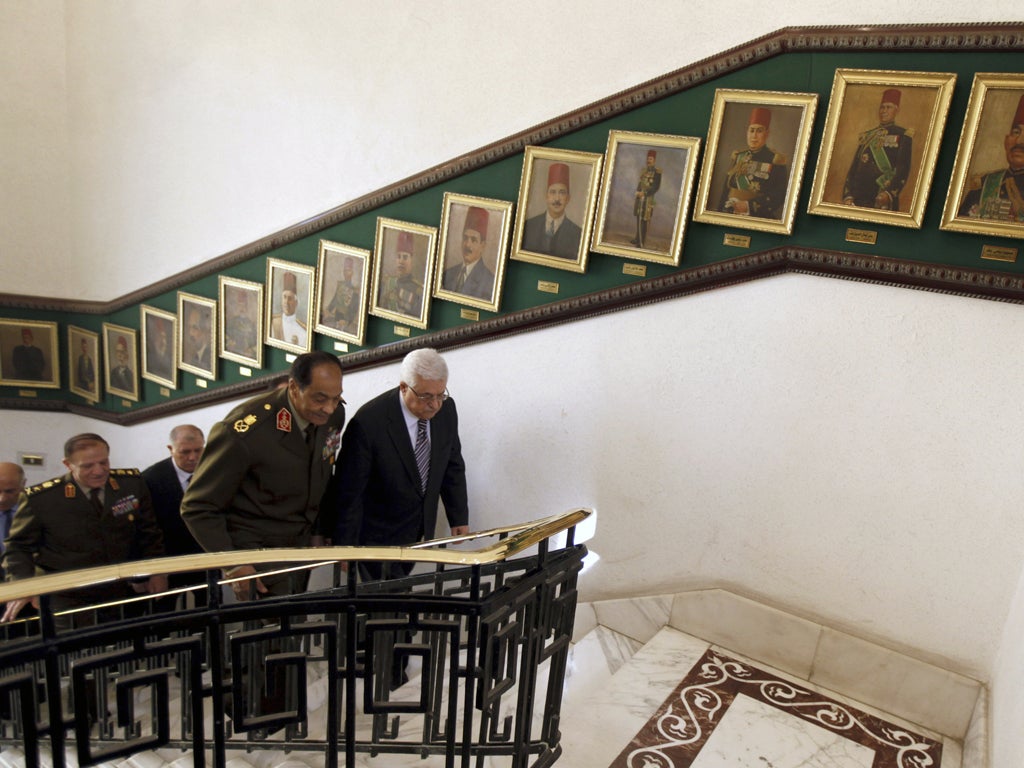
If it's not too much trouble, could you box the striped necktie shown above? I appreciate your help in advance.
[413,419,429,492]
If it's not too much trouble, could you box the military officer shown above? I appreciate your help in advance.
[378,231,424,317]
[181,351,345,600]
[842,88,913,211]
[632,149,662,248]
[718,107,790,219]
[958,93,1024,222]
[1,433,167,626]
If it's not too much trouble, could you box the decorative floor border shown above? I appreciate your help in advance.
[608,648,943,768]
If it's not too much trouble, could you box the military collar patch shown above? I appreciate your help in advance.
[276,408,292,432]
[65,483,75,498]
[109,477,120,491]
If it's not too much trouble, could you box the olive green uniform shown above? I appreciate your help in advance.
[2,469,164,609]
[181,386,345,595]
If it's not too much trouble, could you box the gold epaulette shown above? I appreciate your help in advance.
[232,402,275,434]
[772,152,789,166]
[110,468,140,477]
[25,477,65,496]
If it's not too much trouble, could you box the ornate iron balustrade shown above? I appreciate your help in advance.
[0,508,590,768]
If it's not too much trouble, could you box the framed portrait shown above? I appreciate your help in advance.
[265,258,315,353]
[219,276,264,368]
[512,146,603,273]
[941,73,1024,238]
[0,319,59,389]
[808,69,956,229]
[369,218,437,330]
[140,305,177,389]
[694,89,818,235]
[433,193,513,313]
[592,131,702,266]
[313,241,371,346]
[177,293,217,379]
[67,325,100,401]
[102,322,139,401]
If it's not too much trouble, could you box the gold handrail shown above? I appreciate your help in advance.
[0,507,591,604]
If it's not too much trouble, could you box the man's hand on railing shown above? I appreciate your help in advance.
[223,565,268,601]
[311,534,331,546]
[131,574,169,594]
[450,525,469,537]
[1,596,38,623]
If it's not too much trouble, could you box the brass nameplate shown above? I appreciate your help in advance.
[285,353,297,363]
[239,366,252,377]
[159,387,170,397]
[538,281,560,294]
[846,228,878,245]
[460,308,480,321]
[196,379,207,389]
[333,342,349,353]
[723,234,751,248]
[17,390,37,398]
[393,325,411,337]
[981,245,1018,263]
[121,399,132,407]
[623,263,647,277]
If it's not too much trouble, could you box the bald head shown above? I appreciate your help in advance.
[168,425,205,474]
[0,462,25,512]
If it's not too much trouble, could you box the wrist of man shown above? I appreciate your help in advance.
[223,565,252,578]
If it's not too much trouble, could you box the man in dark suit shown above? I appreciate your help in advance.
[442,206,495,300]
[330,347,469,689]
[520,162,583,259]
[142,424,206,606]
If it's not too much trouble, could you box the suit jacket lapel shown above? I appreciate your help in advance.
[386,392,424,494]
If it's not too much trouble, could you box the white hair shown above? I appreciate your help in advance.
[400,348,448,386]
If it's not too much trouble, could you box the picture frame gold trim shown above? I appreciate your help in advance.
[265,258,315,354]
[140,305,178,390]
[67,325,100,401]
[512,146,603,273]
[177,292,217,380]
[808,68,956,229]
[941,73,1024,239]
[218,276,264,368]
[102,322,139,401]
[694,89,818,235]
[369,218,437,330]
[314,240,371,346]
[592,130,702,266]
[433,193,513,313]
[0,319,60,389]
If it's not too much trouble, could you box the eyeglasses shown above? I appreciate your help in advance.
[407,385,449,404]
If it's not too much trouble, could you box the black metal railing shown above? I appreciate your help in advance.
[0,508,590,768]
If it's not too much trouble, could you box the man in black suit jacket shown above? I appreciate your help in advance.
[142,424,206,607]
[331,348,469,572]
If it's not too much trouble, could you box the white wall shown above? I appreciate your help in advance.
[4,1,1024,764]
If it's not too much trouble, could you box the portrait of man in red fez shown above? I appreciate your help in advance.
[441,205,496,300]
[521,161,584,259]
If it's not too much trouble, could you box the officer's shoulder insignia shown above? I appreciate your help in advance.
[905,127,916,138]
[111,468,140,477]
[730,149,742,160]
[26,477,64,496]
[234,413,259,433]
[264,404,272,411]
[276,408,292,432]
[772,152,789,166]
[654,166,662,173]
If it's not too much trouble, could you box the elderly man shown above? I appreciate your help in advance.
[0,463,25,580]
[959,93,1024,221]
[2,434,166,626]
[718,106,790,219]
[442,206,495,300]
[842,88,913,211]
[521,163,583,259]
[181,351,345,600]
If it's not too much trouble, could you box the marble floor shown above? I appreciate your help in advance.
[0,624,962,768]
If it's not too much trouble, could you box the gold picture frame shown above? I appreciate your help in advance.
[694,88,818,235]
[808,68,956,229]
[140,305,178,390]
[102,322,139,401]
[433,193,513,313]
[67,325,100,401]
[314,241,371,346]
[218,276,264,368]
[369,218,437,330]
[941,73,1024,239]
[592,130,702,266]
[0,320,60,389]
[177,292,217,379]
[265,259,315,354]
[512,146,603,273]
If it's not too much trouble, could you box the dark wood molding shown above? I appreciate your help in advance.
[2,22,1022,315]
[7,246,1024,425]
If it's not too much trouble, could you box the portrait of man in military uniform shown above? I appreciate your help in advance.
[956,91,1024,224]
[841,88,914,211]
[370,221,437,330]
[68,326,100,400]
[716,106,790,220]
[314,242,371,345]
[219,277,263,368]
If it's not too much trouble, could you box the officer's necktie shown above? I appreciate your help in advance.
[413,419,429,492]
[89,488,103,516]
[304,424,315,446]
